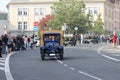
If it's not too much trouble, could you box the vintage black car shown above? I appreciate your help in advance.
[39,30,64,60]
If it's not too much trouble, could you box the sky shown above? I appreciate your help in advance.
[0,0,11,12]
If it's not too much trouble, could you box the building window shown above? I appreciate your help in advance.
[88,7,92,14]
[34,8,39,15]
[94,7,98,15]
[18,8,28,16]
[34,8,46,16]
[23,22,27,30]
[23,8,28,15]
[40,8,45,15]
[18,22,22,30]
[18,8,22,15]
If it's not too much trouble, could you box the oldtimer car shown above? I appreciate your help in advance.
[39,30,64,60]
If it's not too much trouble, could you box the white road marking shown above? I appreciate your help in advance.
[57,60,63,64]
[5,52,14,80]
[97,46,104,54]
[0,57,6,71]
[0,60,5,63]
[64,64,68,67]
[78,71,102,80]
[0,67,5,71]
[0,63,4,66]
[57,59,102,80]
[97,46,120,62]
[102,55,120,62]
[0,58,5,60]
[70,67,75,70]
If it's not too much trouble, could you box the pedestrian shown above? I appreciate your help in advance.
[100,34,104,43]
[27,36,31,49]
[23,36,28,49]
[112,32,117,47]
[7,36,13,53]
[33,35,37,49]
[2,34,8,54]
[72,37,76,46]
[80,33,84,44]
[16,35,23,51]
[118,34,120,45]
[12,36,17,51]
[0,36,2,57]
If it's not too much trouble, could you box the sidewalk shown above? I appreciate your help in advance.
[117,45,120,49]
[107,43,120,49]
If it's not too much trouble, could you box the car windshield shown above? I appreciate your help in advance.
[43,34,60,41]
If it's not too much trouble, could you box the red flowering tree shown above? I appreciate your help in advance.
[39,15,53,31]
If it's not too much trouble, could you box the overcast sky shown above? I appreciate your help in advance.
[0,0,11,12]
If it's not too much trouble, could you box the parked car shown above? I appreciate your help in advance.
[84,36,99,44]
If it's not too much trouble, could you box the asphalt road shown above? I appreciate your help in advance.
[0,57,6,80]
[1,43,120,80]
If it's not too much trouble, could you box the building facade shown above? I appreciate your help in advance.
[7,0,59,36]
[114,0,120,32]
[7,0,117,35]
[84,0,114,32]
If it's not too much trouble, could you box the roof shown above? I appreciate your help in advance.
[40,30,63,35]
[11,0,29,1]
[8,0,58,5]
[0,13,7,20]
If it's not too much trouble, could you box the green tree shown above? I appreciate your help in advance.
[47,0,93,33]
[85,14,93,32]
[92,14,104,34]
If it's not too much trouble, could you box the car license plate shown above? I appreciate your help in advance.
[50,54,55,56]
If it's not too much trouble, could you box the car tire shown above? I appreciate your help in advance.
[59,49,63,60]
[41,50,45,61]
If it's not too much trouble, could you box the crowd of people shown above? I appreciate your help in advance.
[0,32,118,57]
[0,34,38,57]
[64,32,120,47]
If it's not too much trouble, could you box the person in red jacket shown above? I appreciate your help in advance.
[112,32,117,47]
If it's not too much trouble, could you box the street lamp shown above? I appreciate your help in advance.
[74,27,78,34]
[61,23,67,34]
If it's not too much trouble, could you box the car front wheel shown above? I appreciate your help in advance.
[59,49,63,60]
[41,50,45,61]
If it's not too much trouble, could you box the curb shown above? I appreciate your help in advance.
[117,46,120,48]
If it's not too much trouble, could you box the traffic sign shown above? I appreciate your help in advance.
[33,26,38,31]
[33,22,38,26]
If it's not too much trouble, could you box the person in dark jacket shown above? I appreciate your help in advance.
[0,36,2,57]
[2,34,8,54]
[71,37,76,46]
[16,35,21,51]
